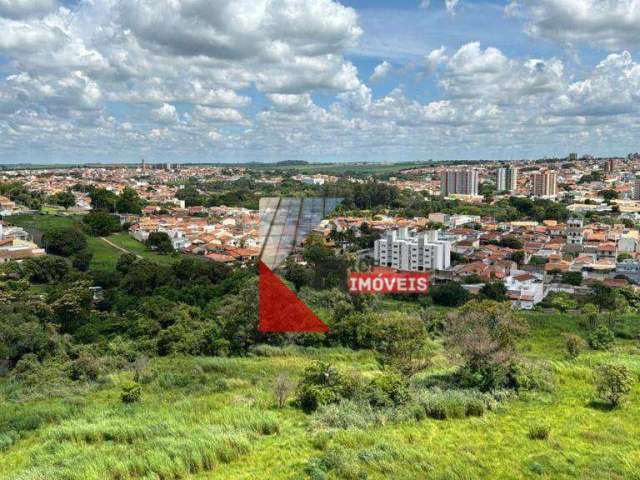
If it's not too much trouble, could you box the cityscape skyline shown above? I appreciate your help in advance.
[1,0,640,164]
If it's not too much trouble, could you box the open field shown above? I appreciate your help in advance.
[1,313,639,480]
[6,214,183,270]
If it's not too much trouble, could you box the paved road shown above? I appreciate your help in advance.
[100,236,143,259]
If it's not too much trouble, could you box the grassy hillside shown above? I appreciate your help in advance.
[1,313,639,480]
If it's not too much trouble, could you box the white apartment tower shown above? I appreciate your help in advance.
[440,169,479,196]
[496,166,518,193]
[374,228,451,271]
[531,171,558,198]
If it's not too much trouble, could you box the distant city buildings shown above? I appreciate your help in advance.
[531,171,558,198]
[496,166,518,193]
[603,158,616,173]
[440,169,479,196]
[374,227,451,271]
[633,178,640,201]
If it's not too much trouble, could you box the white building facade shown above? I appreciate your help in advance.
[496,167,518,193]
[374,228,451,271]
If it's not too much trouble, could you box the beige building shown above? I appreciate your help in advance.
[531,171,557,198]
[440,169,479,196]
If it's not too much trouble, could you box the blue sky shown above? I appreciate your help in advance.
[0,0,639,164]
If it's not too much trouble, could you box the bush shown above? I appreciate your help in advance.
[511,361,555,392]
[69,351,101,381]
[564,333,586,359]
[445,300,527,391]
[295,362,362,413]
[273,373,295,408]
[362,311,433,376]
[588,325,615,350]
[120,381,142,403]
[364,371,409,408]
[595,364,633,407]
[528,423,550,440]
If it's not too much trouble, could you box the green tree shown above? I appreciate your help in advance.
[116,252,138,274]
[22,256,70,283]
[49,190,76,209]
[283,257,311,291]
[116,187,143,214]
[480,281,508,302]
[599,189,618,202]
[146,231,174,254]
[588,325,615,350]
[561,271,583,286]
[83,210,121,236]
[42,226,87,256]
[511,250,525,265]
[216,278,260,355]
[366,311,432,375]
[445,300,527,391]
[71,250,93,272]
[429,281,470,307]
[499,236,523,249]
[89,188,118,212]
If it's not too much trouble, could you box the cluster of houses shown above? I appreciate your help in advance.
[327,213,640,309]
[129,206,261,263]
[0,221,45,263]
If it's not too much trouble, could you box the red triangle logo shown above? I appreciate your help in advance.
[258,261,329,333]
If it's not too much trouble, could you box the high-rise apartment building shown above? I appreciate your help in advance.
[440,169,479,196]
[531,171,557,198]
[496,166,518,193]
[603,158,616,173]
[633,178,640,201]
[374,228,451,271]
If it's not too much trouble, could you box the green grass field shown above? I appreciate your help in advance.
[1,313,639,480]
[6,214,183,271]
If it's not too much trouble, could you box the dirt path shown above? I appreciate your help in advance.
[100,236,143,259]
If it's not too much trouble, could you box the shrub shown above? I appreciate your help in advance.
[564,333,586,359]
[295,362,361,413]
[445,300,526,391]
[588,325,615,350]
[364,371,409,408]
[511,362,555,392]
[528,423,550,440]
[595,364,633,407]
[273,373,295,408]
[69,351,101,381]
[365,311,433,376]
[120,382,142,403]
